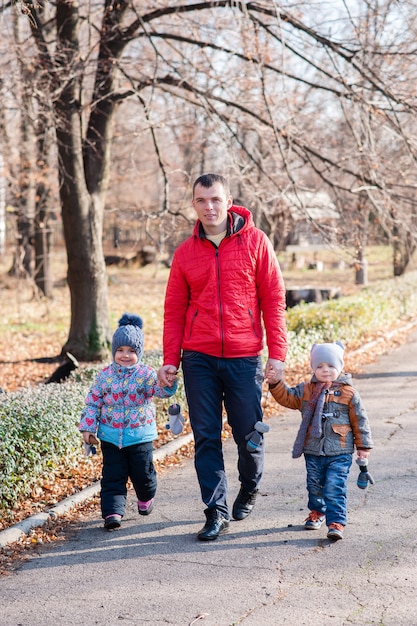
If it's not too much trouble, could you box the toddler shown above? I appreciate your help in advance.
[79,313,177,530]
[266,341,373,540]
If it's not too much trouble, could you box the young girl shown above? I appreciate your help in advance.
[266,341,373,540]
[79,313,177,530]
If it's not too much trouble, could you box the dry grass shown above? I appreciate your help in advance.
[0,248,170,391]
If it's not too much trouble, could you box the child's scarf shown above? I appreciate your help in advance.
[292,381,332,458]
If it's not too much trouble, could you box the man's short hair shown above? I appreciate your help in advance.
[192,173,229,197]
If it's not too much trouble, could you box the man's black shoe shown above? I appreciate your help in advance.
[197,508,230,541]
[232,486,258,520]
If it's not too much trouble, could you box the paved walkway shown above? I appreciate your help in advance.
[1,332,417,625]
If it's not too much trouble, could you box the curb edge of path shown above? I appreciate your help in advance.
[0,432,195,549]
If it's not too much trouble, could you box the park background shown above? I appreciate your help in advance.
[1,1,417,568]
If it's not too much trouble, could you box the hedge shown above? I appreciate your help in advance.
[285,272,417,367]
[0,382,88,513]
[0,353,184,514]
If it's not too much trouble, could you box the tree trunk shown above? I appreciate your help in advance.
[51,1,112,360]
[0,153,4,258]
[393,235,415,277]
[54,110,111,360]
[62,190,110,360]
[354,246,368,285]
[34,202,52,298]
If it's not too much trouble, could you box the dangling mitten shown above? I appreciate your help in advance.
[166,403,184,436]
[245,421,270,452]
[84,433,98,457]
[356,457,375,489]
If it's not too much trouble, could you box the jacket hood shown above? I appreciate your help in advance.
[193,204,254,238]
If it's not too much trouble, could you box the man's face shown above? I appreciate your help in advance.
[192,182,233,234]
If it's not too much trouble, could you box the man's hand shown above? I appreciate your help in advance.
[264,358,285,385]
[158,364,177,387]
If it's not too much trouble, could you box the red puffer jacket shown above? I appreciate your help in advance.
[163,205,287,369]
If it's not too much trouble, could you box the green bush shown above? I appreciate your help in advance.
[285,272,417,367]
[0,382,88,512]
[0,352,185,513]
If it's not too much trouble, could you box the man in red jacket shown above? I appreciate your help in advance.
[158,173,287,540]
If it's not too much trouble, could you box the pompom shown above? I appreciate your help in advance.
[112,313,144,360]
[118,313,143,329]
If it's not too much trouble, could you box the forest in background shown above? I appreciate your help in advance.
[0,1,416,359]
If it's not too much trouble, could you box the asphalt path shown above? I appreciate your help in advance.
[1,331,417,626]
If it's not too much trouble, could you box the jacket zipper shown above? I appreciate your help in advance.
[215,247,225,356]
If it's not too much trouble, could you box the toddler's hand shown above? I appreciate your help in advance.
[265,365,283,385]
[158,364,177,387]
[265,371,282,385]
[264,358,284,385]
[82,431,98,445]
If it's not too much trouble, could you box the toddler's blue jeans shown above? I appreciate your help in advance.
[304,453,352,526]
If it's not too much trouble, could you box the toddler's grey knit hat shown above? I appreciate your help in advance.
[310,341,344,374]
[112,313,144,360]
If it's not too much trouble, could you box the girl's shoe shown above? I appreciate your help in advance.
[137,498,154,516]
[104,514,122,530]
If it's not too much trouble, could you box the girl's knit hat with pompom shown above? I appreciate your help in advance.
[112,313,144,360]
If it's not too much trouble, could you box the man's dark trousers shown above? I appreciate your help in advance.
[182,351,264,519]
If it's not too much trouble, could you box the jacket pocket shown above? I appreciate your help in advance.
[331,423,352,449]
[187,309,198,340]
[248,308,261,338]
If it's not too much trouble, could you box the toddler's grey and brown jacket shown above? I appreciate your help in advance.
[269,373,373,456]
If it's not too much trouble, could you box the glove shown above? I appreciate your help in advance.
[166,403,184,436]
[84,443,97,456]
[245,421,270,452]
[83,432,98,456]
[356,458,375,489]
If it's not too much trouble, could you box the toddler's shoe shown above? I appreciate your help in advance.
[304,510,326,530]
[104,514,122,530]
[138,498,154,516]
[327,522,344,540]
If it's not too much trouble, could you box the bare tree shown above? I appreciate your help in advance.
[2,0,417,359]
[117,1,417,272]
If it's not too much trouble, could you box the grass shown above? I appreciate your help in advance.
[278,245,404,292]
